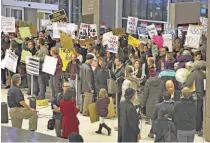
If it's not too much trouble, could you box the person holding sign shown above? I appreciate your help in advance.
[49,47,63,99]
[35,38,49,100]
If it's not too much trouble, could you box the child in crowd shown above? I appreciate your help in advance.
[95,89,111,136]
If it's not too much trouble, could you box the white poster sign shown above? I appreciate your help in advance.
[79,23,98,40]
[200,17,208,34]
[126,16,138,34]
[42,56,58,75]
[1,17,15,33]
[107,36,119,54]
[146,24,158,38]
[163,34,173,52]
[26,56,40,76]
[102,31,113,46]
[53,22,77,39]
[4,50,18,73]
[184,25,203,49]
[41,20,53,30]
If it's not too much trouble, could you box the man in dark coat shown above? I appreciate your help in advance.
[183,61,206,136]
[118,88,141,142]
[166,80,181,102]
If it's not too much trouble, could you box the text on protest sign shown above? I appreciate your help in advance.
[107,36,119,54]
[42,56,58,75]
[4,50,18,73]
[102,31,113,46]
[1,17,15,33]
[200,17,208,34]
[128,35,139,48]
[162,34,173,52]
[184,25,203,49]
[26,56,40,76]
[146,24,157,38]
[126,17,138,34]
[79,23,97,40]
[49,9,68,23]
[59,48,73,71]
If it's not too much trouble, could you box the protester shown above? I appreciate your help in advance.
[166,80,181,102]
[153,108,177,142]
[95,89,111,135]
[156,46,168,72]
[118,88,141,142]
[65,53,81,88]
[184,61,206,136]
[142,69,163,138]
[60,84,80,138]
[173,87,196,142]
[35,38,49,100]
[80,54,95,116]
[7,74,38,131]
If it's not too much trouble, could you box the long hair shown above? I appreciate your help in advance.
[99,88,108,99]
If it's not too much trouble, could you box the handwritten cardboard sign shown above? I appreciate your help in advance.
[107,36,119,54]
[79,23,97,40]
[60,32,74,50]
[112,28,125,36]
[19,27,31,38]
[49,9,68,23]
[126,16,138,34]
[1,17,15,33]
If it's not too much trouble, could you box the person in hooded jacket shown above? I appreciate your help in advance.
[141,69,163,137]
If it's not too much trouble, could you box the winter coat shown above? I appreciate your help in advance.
[80,63,95,93]
[96,98,110,117]
[65,59,81,80]
[153,116,177,142]
[184,69,206,100]
[60,99,79,138]
[121,76,139,106]
[54,55,63,78]
[142,76,163,118]
[95,68,115,93]
[118,100,140,142]
[114,65,125,93]
[176,55,193,69]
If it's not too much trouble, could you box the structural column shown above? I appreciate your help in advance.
[204,3,210,142]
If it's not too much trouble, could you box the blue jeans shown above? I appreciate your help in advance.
[177,130,195,142]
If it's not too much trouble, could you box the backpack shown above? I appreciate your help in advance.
[164,121,178,142]
[47,118,55,130]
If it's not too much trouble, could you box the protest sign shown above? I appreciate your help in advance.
[4,50,18,73]
[146,24,157,38]
[184,25,203,49]
[152,35,164,49]
[137,26,147,35]
[49,9,68,23]
[163,34,173,52]
[19,27,31,38]
[102,31,113,46]
[200,17,208,34]
[1,17,15,33]
[59,48,74,71]
[164,23,174,34]
[21,50,32,62]
[151,44,158,56]
[41,20,53,30]
[112,28,125,36]
[60,32,74,50]
[128,35,139,48]
[26,56,40,76]
[42,56,58,75]
[107,36,119,54]
[79,23,98,40]
[53,23,77,39]
[30,24,38,37]
[126,17,138,34]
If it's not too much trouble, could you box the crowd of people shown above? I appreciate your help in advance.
[2,25,207,142]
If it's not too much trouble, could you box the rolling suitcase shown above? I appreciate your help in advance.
[1,102,9,123]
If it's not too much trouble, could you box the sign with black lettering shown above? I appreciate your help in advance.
[4,50,18,73]
[107,36,119,54]
[49,9,68,23]
[79,23,97,40]
[126,17,138,34]
[26,57,40,76]
[146,24,157,38]
[184,25,203,49]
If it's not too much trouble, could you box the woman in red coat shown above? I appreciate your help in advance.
[60,88,79,138]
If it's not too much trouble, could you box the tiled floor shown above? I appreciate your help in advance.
[1,88,205,142]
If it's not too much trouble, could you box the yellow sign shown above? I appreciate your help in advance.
[128,35,140,48]
[19,27,31,38]
[21,50,32,62]
[112,28,125,36]
[30,24,38,37]
[59,48,75,71]
[60,32,73,49]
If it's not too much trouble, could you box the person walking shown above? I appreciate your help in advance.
[118,88,141,142]
[7,74,38,131]
[95,89,111,135]
[172,87,196,142]
[80,54,95,116]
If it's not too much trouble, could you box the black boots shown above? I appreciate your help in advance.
[95,123,111,136]
[95,124,103,134]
